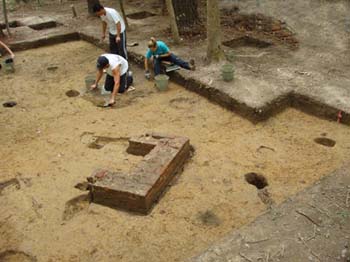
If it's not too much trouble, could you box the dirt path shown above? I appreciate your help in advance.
[1,41,350,261]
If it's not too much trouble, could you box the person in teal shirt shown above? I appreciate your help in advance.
[144,37,195,79]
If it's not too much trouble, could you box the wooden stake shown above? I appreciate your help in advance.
[71,4,77,18]
[2,0,11,36]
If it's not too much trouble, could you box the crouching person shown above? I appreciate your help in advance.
[144,37,195,79]
[91,54,134,107]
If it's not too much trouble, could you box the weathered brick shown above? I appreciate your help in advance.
[87,133,191,214]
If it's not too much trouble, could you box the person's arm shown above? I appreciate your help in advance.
[159,52,171,58]
[144,50,152,79]
[154,43,170,59]
[0,40,14,58]
[101,21,107,40]
[144,57,149,71]
[91,69,103,89]
[110,65,121,103]
[115,22,121,42]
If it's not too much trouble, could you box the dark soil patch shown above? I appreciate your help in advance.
[220,9,298,49]
[87,142,104,150]
[197,210,221,226]
[0,250,37,262]
[0,21,20,29]
[3,101,17,108]
[127,11,155,20]
[62,194,89,221]
[0,178,20,195]
[245,173,268,189]
[314,137,336,147]
[223,36,273,49]
[29,21,58,30]
[65,90,80,97]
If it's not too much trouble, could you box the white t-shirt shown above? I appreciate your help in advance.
[102,54,128,76]
[100,7,126,35]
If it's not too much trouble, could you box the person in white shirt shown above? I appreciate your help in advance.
[91,54,134,107]
[93,3,127,59]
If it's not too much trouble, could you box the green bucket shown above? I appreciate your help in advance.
[226,50,235,63]
[4,58,14,73]
[154,74,169,91]
[221,64,234,82]
[85,75,95,89]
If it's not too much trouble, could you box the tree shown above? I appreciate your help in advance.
[165,0,180,44]
[2,0,10,36]
[87,0,99,14]
[172,0,199,31]
[206,0,223,62]
[118,0,128,29]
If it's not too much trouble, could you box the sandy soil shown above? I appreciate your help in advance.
[1,41,350,261]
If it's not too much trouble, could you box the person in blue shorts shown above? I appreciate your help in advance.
[144,37,195,79]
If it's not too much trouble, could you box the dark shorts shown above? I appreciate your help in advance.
[104,73,133,93]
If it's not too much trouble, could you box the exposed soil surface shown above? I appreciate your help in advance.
[1,41,350,261]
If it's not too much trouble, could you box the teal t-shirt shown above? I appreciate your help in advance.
[145,41,170,59]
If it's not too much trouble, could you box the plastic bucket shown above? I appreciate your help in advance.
[226,50,235,63]
[221,64,234,82]
[154,74,169,91]
[4,58,14,73]
[85,75,95,89]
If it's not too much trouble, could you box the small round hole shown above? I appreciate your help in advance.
[65,90,80,97]
[314,137,336,147]
[245,172,268,189]
[3,101,17,108]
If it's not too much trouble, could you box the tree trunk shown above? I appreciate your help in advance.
[2,0,10,36]
[87,0,99,14]
[165,0,180,44]
[160,0,167,15]
[172,0,199,30]
[118,0,128,29]
[206,0,223,62]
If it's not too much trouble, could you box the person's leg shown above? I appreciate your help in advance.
[109,33,118,55]
[117,31,128,60]
[104,74,115,92]
[153,57,161,76]
[127,72,133,87]
[168,53,191,70]
[118,73,127,93]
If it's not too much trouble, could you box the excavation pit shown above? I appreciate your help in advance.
[126,11,156,20]
[2,41,350,262]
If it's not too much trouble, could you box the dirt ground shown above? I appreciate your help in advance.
[1,41,350,261]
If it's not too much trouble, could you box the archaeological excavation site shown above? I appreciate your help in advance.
[0,0,350,261]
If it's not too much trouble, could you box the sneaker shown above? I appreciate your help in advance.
[127,86,136,92]
[189,59,196,71]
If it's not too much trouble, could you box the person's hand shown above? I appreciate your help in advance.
[145,70,151,80]
[101,34,106,41]
[10,54,15,59]
[116,36,121,43]
[90,83,97,90]
[154,54,160,59]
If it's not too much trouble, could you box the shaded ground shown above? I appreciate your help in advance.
[192,165,350,262]
[1,41,350,262]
